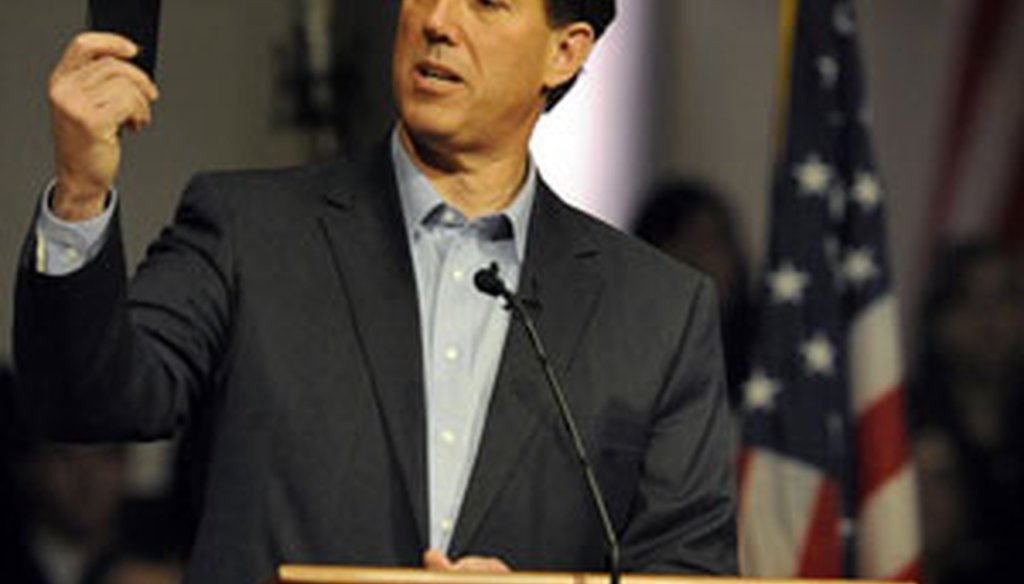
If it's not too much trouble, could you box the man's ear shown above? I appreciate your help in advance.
[543,22,596,91]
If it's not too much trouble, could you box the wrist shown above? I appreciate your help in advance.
[52,179,110,221]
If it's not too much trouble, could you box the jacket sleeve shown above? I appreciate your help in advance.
[14,175,234,442]
[620,276,739,575]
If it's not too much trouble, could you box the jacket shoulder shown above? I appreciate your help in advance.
[555,197,712,295]
[182,157,362,210]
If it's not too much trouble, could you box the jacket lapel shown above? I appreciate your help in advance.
[450,182,605,555]
[318,148,429,548]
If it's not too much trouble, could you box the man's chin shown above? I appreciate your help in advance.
[401,114,460,140]
[400,115,469,155]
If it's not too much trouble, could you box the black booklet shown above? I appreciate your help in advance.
[88,0,162,79]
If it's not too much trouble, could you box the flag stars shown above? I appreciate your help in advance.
[834,2,856,36]
[744,371,782,412]
[853,172,882,211]
[794,154,833,196]
[768,262,811,304]
[842,248,879,287]
[800,334,836,376]
[817,55,840,89]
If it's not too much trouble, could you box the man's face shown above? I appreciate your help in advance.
[392,0,571,153]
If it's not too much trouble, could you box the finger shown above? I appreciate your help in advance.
[123,97,153,132]
[75,56,159,101]
[55,32,138,77]
[80,78,154,134]
[52,63,156,132]
[52,62,158,126]
[451,556,512,573]
[422,549,454,571]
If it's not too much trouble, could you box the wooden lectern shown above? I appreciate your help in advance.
[266,565,915,584]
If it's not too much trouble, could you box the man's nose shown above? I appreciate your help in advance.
[423,0,457,44]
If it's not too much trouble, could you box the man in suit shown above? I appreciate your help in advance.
[15,1,737,582]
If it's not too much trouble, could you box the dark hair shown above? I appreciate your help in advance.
[909,240,1022,430]
[544,0,616,111]
[632,181,739,251]
[632,180,752,407]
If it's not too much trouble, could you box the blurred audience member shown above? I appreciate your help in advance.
[910,240,1024,583]
[0,367,185,584]
[8,443,130,584]
[633,180,752,405]
[1,365,31,563]
[83,548,182,584]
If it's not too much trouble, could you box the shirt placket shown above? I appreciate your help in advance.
[428,222,485,551]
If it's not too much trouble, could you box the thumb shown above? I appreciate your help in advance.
[422,549,454,571]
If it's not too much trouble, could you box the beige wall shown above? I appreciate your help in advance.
[0,1,986,360]
[0,0,309,359]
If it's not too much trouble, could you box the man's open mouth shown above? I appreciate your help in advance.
[416,62,462,83]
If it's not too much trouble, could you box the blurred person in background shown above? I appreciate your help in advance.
[1,367,185,584]
[910,240,1024,583]
[633,180,752,407]
[2,442,186,584]
[82,547,182,584]
[5,442,129,584]
[0,364,36,578]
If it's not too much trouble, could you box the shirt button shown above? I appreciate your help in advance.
[64,248,80,262]
[442,210,458,224]
[453,269,465,282]
[444,347,459,361]
[441,519,454,533]
[441,430,457,445]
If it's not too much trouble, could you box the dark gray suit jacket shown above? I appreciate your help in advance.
[14,147,737,583]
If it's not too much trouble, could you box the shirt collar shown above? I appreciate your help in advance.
[391,127,536,261]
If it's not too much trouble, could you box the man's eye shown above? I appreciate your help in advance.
[477,0,506,9]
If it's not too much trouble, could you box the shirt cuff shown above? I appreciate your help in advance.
[34,180,117,275]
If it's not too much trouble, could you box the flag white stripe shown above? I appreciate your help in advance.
[849,295,903,416]
[739,449,821,577]
[857,465,922,577]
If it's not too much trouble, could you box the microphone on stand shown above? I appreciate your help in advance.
[474,263,621,584]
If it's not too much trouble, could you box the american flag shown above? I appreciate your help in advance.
[738,0,921,579]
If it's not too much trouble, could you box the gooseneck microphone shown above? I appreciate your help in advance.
[474,263,621,584]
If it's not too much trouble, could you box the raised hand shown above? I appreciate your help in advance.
[48,32,159,221]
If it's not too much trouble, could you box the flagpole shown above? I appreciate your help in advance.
[774,0,799,151]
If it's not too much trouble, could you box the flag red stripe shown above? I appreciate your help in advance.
[736,448,754,539]
[892,559,923,582]
[856,385,911,501]
[927,0,1014,243]
[737,448,754,491]
[797,480,842,577]
[998,113,1024,250]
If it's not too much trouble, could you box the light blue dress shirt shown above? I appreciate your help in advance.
[35,131,538,553]
[34,180,116,275]
[391,130,536,551]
